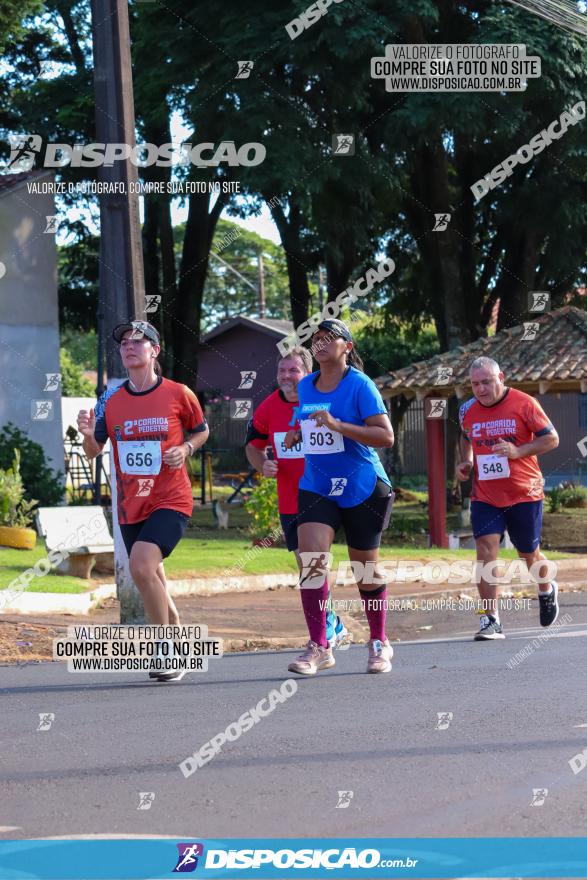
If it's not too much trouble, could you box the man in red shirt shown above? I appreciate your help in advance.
[457,356,560,640]
[245,347,348,648]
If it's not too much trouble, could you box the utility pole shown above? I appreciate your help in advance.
[91,0,146,623]
[257,252,265,318]
[318,264,326,312]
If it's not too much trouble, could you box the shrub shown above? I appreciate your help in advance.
[0,423,63,507]
[547,482,587,513]
[547,487,564,513]
[0,449,38,528]
[243,475,280,541]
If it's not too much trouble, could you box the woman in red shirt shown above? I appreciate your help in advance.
[77,321,209,677]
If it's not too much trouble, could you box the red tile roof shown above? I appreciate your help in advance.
[377,306,587,398]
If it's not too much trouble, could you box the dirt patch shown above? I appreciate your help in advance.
[542,512,587,552]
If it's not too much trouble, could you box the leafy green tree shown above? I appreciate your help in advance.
[0,424,63,506]
[58,225,99,332]
[60,328,97,369]
[4,0,587,393]
[203,220,291,329]
[0,0,42,55]
[60,347,94,396]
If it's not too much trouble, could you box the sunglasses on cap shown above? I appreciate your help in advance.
[112,321,160,345]
[316,319,353,342]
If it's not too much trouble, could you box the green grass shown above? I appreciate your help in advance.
[0,535,566,594]
[1,489,574,594]
[0,544,93,594]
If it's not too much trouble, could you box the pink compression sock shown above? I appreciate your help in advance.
[359,585,388,641]
[300,577,329,648]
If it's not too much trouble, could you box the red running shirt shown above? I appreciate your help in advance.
[459,387,554,507]
[94,377,206,524]
[247,390,304,514]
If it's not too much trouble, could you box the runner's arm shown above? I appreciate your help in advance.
[459,434,473,463]
[77,408,105,460]
[82,436,105,460]
[244,416,273,472]
[184,423,209,455]
[332,413,394,448]
[495,429,559,460]
[456,434,474,480]
[521,427,559,456]
[246,442,268,472]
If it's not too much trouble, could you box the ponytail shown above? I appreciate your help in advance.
[347,347,364,372]
[153,358,162,376]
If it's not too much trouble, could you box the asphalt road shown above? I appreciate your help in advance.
[1,593,587,841]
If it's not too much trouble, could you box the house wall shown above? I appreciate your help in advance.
[197,325,281,407]
[0,177,64,481]
[536,392,587,484]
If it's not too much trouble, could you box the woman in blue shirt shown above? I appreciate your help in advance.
[284,319,395,676]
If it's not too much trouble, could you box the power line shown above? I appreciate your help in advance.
[505,0,587,37]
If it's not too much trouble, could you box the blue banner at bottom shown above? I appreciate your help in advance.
[0,838,586,879]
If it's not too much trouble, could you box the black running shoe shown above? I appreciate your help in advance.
[538,580,559,627]
[155,668,190,682]
[474,614,505,640]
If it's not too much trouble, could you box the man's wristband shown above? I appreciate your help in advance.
[184,440,194,456]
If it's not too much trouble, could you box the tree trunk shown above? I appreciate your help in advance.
[142,193,159,307]
[158,192,177,375]
[268,196,312,329]
[496,227,542,331]
[324,245,354,302]
[172,189,228,391]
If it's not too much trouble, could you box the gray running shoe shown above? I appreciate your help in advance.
[474,614,505,640]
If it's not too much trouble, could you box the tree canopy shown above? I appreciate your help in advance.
[2,0,586,392]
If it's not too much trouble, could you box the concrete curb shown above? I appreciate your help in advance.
[0,583,116,615]
[0,557,584,615]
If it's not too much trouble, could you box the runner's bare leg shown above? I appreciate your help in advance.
[129,541,168,623]
[474,533,501,618]
[156,562,180,624]
[516,547,554,593]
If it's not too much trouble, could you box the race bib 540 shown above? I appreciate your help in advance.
[274,431,304,459]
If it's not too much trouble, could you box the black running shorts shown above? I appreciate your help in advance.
[119,508,189,559]
[297,478,394,550]
[279,512,300,552]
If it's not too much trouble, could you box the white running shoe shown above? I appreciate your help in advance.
[288,641,335,675]
[366,639,393,673]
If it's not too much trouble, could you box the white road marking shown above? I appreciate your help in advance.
[398,626,587,646]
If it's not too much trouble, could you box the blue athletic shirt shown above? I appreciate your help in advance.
[296,366,391,507]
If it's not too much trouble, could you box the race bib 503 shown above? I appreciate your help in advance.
[300,420,344,455]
